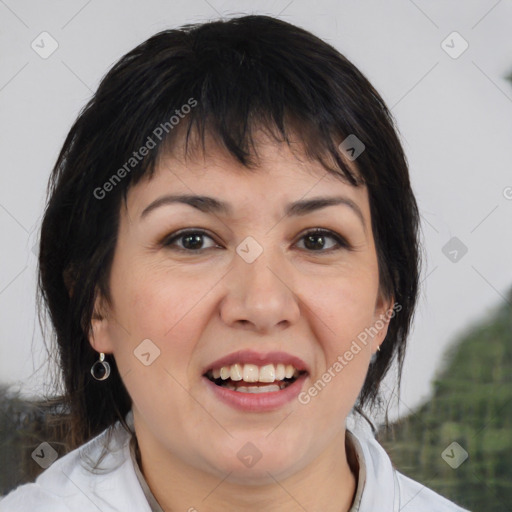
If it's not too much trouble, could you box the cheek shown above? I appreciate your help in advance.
[311,269,380,344]
[303,270,378,403]
[107,268,212,426]
[112,255,180,331]
[109,265,213,372]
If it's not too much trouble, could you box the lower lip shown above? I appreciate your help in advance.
[203,373,308,412]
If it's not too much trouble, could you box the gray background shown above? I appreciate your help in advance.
[1,0,511,421]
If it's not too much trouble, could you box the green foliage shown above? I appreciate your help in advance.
[379,287,512,511]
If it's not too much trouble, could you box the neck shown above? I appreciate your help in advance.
[134,426,358,512]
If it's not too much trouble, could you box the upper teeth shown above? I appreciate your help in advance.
[210,363,299,383]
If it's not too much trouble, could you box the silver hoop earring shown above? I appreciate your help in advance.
[370,345,381,365]
[90,352,111,381]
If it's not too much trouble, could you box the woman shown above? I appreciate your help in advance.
[0,15,469,512]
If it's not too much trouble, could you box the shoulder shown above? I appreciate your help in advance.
[347,417,470,512]
[393,470,470,511]
[0,422,150,512]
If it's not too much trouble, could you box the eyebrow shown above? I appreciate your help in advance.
[140,194,366,231]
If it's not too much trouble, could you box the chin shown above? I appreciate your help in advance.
[200,435,309,485]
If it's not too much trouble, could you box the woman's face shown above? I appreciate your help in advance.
[90,135,392,483]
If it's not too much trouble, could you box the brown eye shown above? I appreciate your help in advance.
[296,229,349,252]
[161,227,349,254]
[163,230,219,252]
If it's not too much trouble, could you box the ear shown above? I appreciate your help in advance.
[88,287,115,354]
[371,289,395,353]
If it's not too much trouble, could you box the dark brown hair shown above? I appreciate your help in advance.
[37,14,421,449]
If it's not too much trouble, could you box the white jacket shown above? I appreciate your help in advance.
[0,412,470,511]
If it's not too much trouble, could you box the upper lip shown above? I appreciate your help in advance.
[203,350,310,374]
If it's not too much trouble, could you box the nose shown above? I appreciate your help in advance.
[219,246,301,334]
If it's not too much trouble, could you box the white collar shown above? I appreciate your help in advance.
[124,409,384,511]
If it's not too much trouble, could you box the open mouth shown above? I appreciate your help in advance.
[204,363,308,394]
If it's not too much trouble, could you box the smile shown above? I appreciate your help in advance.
[202,350,310,411]
[205,363,305,393]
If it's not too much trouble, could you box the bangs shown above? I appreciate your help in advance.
[152,108,364,185]
[93,20,370,203]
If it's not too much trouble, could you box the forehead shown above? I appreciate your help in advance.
[125,134,369,223]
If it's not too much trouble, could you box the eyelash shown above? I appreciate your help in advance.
[161,228,350,254]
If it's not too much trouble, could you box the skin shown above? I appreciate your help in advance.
[89,131,393,512]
